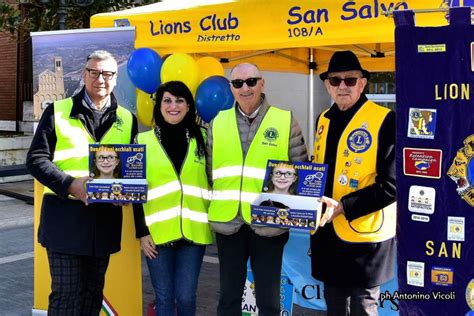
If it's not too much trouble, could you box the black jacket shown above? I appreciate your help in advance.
[310,95,396,287]
[26,88,138,256]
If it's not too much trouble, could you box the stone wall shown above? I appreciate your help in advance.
[0,135,32,183]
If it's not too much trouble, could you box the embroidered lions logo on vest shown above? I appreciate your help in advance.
[263,127,279,143]
[447,134,474,207]
[114,116,124,132]
[347,128,372,153]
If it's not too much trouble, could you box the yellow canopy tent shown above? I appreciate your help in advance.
[91,0,449,148]
[91,0,448,71]
[88,1,455,313]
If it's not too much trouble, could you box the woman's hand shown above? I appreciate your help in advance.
[140,235,158,259]
[319,196,344,227]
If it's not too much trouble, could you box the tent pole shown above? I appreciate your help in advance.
[308,48,315,157]
[382,7,459,17]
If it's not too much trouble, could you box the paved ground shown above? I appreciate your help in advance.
[0,180,323,316]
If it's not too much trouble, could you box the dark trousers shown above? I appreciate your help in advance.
[47,249,110,316]
[216,225,289,316]
[324,284,380,316]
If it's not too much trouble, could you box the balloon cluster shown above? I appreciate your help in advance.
[127,48,234,126]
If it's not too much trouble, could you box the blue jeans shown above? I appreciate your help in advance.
[146,241,206,316]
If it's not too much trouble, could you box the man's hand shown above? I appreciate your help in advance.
[319,196,344,227]
[67,176,92,205]
[140,235,158,259]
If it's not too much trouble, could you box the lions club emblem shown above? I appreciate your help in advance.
[466,279,474,310]
[277,209,289,219]
[447,134,474,207]
[263,127,279,143]
[113,116,124,131]
[111,183,123,195]
[347,129,372,153]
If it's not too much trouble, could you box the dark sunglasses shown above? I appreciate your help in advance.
[328,77,360,87]
[230,77,262,89]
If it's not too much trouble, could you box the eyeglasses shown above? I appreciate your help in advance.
[327,77,360,87]
[86,68,116,81]
[272,171,296,178]
[230,77,262,89]
[97,155,118,162]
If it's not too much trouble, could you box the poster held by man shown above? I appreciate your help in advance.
[251,160,328,231]
[86,144,147,203]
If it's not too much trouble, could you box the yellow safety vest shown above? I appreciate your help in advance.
[314,101,396,243]
[209,106,290,223]
[137,130,213,245]
[44,97,133,195]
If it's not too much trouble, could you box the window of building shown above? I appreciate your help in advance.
[366,72,396,111]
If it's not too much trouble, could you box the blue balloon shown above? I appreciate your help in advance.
[127,48,162,94]
[195,76,235,123]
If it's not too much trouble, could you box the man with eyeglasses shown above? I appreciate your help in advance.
[311,50,396,315]
[206,62,308,315]
[26,50,137,315]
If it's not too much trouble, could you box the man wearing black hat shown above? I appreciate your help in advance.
[311,51,396,315]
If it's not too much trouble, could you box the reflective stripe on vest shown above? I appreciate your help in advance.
[43,97,133,195]
[209,106,290,223]
[138,130,212,245]
[314,100,396,243]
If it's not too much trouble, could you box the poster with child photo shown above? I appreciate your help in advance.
[251,160,328,231]
[86,144,147,203]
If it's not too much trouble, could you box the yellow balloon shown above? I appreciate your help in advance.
[197,56,225,83]
[136,89,155,127]
[161,53,200,94]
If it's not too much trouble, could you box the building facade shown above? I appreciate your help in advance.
[33,57,65,120]
[0,0,32,132]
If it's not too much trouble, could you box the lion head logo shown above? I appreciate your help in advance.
[447,134,474,206]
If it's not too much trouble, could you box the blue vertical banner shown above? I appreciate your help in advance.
[444,0,474,7]
[395,7,474,315]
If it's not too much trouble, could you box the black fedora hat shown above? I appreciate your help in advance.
[319,51,370,81]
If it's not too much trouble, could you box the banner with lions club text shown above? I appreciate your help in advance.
[394,7,474,315]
